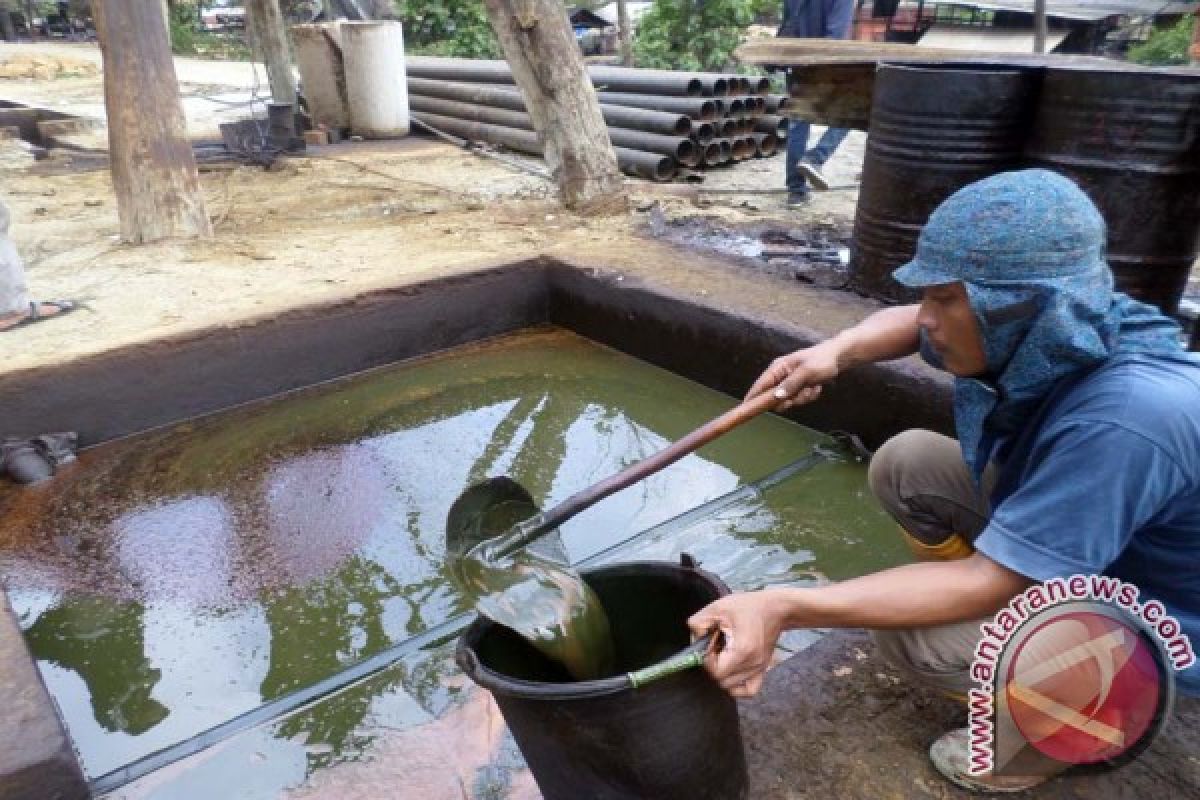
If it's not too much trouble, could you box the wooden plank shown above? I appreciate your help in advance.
[735,37,1173,69]
[786,63,873,131]
[759,38,1200,130]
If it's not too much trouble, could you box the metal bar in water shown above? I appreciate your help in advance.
[88,451,830,796]
[584,449,830,567]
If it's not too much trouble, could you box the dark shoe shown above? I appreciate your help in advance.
[1,432,77,485]
[1,441,53,484]
[34,432,78,468]
[798,161,830,191]
[787,192,810,208]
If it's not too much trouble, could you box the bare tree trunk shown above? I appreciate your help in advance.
[1033,0,1047,53]
[246,0,298,106]
[0,1,16,42]
[481,0,626,214]
[616,0,633,66]
[94,0,212,244]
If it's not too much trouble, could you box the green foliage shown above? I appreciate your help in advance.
[393,0,500,59]
[168,2,198,55]
[1128,14,1195,66]
[166,2,252,61]
[189,31,252,60]
[633,0,775,71]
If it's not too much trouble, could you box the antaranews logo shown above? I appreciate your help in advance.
[967,575,1194,777]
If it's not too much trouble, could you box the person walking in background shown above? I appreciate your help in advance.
[778,0,856,206]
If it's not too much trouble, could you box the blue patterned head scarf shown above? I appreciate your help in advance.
[892,169,1184,481]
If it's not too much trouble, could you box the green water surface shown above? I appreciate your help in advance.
[0,327,908,790]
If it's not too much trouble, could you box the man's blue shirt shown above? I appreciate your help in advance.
[973,352,1200,694]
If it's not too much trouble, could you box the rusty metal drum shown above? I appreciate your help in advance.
[1025,67,1200,314]
[851,64,1041,302]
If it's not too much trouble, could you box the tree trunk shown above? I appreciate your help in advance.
[481,0,626,214]
[94,0,212,244]
[246,0,298,107]
[616,0,632,66]
[1033,0,1047,53]
[0,2,15,42]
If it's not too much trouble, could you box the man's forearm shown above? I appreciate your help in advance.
[829,304,921,370]
[767,555,1033,631]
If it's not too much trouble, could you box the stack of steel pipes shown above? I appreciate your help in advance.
[404,57,791,182]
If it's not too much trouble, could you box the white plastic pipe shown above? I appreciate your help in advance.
[341,21,410,138]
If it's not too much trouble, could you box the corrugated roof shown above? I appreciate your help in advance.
[935,1,1199,21]
[593,2,654,26]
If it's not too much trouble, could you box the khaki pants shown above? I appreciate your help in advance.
[865,429,995,696]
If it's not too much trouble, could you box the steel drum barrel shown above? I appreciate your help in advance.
[1025,68,1200,315]
[851,65,1041,302]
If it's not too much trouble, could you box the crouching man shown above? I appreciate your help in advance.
[691,169,1200,792]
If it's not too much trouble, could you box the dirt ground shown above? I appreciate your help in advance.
[0,43,881,376]
[742,629,1200,800]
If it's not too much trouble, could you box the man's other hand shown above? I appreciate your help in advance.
[688,590,789,698]
[744,342,840,411]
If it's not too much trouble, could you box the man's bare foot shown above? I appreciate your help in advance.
[0,300,76,332]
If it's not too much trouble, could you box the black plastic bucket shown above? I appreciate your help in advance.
[457,559,748,800]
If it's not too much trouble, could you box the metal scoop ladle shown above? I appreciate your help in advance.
[445,390,784,564]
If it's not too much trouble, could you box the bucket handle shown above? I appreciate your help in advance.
[626,632,717,690]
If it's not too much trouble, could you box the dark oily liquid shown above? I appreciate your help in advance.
[445,476,617,681]
[454,547,615,681]
[0,328,906,779]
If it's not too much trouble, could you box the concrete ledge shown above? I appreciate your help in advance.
[548,262,952,448]
[0,260,550,445]
[0,258,952,449]
[0,595,87,800]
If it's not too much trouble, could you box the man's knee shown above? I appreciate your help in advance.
[867,429,942,509]
[867,430,986,558]
[872,625,979,696]
[868,429,950,515]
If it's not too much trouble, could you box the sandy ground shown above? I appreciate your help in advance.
[0,43,879,376]
[0,41,267,136]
